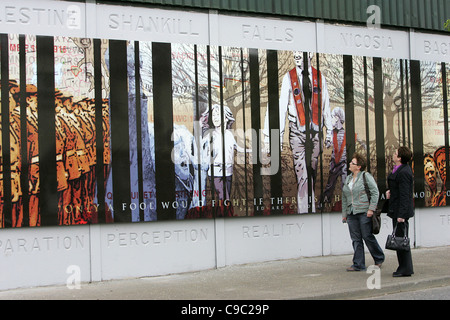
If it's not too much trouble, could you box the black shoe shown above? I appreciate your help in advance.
[392,272,411,277]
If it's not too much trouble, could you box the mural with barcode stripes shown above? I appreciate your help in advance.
[0,34,448,227]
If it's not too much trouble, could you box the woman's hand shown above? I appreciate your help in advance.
[367,209,374,217]
[386,190,390,199]
[397,217,405,223]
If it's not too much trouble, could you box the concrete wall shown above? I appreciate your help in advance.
[1,207,449,290]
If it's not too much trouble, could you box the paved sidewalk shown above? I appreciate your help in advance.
[0,246,449,300]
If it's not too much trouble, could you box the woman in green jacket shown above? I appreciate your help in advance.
[342,153,384,271]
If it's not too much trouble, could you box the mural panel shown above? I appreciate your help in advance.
[0,33,448,228]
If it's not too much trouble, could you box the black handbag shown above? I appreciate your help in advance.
[385,224,410,251]
[372,210,381,234]
[362,172,381,234]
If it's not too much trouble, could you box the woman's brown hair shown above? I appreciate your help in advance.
[352,152,366,171]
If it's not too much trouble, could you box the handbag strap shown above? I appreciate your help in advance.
[362,172,371,201]
[392,223,408,239]
[391,224,397,235]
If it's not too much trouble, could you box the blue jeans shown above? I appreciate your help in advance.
[347,213,385,270]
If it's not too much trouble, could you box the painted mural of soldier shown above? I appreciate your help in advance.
[319,106,347,211]
[74,98,96,221]
[25,84,41,227]
[56,93,91,224]
[55,91,69,224]
[102,99,113,222]
[4,81,24,227]
[263,51,332,213]
[55,91,109,224]
[55,92,76,224]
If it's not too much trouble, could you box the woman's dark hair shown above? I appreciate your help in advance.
[398,146,413,164]
[352,152,366,171]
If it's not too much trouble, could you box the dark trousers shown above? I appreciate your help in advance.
[392,219,414,275]
[347,213,385,270]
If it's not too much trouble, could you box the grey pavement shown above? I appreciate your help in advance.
[366,285,450,300]
[0,246,449,300]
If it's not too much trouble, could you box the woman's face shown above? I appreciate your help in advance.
[211,106,222,127]
[393,149,401,165]
[349,158,360,174]
[424,158,437,190]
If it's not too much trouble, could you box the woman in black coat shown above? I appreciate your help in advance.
[386,146,414,277]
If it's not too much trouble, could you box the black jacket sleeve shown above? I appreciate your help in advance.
[397,165,414,219]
